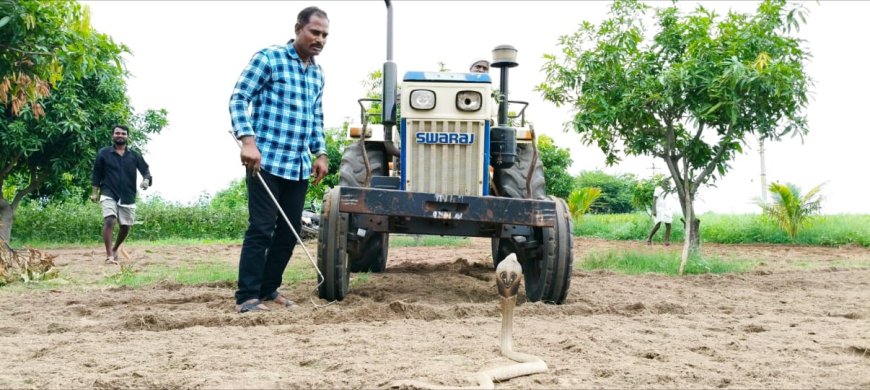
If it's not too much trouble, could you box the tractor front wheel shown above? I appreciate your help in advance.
[317,187,349,301]
[523,196,573,304]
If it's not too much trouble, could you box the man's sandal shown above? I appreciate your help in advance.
[105,256,119,265]
[237,298,268,313]
[263,292,296,308]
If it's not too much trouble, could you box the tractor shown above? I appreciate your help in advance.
[317,0,573,304]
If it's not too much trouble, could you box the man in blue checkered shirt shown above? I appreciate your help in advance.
[229,6,330,313]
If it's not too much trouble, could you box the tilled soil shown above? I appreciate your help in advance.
[0,237,867,389]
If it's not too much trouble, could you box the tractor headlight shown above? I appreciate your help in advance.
[410,89,436,110]
[456,90,482,112]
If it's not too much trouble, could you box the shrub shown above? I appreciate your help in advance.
[758,182,824,240]
[576,170,638,214]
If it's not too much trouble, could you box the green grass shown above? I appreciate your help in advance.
[350,272,370,288]
[100,260,316,289]
[102,262,237,287]
[575,213,870,247]
[390,235,471,247]
[579,250,754,275]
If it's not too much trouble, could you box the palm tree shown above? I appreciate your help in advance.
[758,182,824,240]
[567,187,602,220]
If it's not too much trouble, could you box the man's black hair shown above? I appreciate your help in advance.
[297,6,328,26]
[112,124,130,133]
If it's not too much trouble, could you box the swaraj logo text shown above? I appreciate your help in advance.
[415,132,476,145]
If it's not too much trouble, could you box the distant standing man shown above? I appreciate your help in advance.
[646,182,674,246]
[469,59,490,73]
[228,6,330,313]
[90,125,152,264]
[470,59,500,124]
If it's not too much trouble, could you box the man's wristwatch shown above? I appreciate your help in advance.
[315,151,328,158]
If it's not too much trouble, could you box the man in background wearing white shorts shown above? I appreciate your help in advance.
[90,125,153,264]
[647,181,675,246]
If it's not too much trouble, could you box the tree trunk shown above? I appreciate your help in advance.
[0,199,13,244]
[688,218,701,249]
[678,190,693,275]
[677,184,703,275]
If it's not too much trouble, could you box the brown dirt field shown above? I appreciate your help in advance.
[1,237,868,389]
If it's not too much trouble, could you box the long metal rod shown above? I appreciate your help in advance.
[227,130,334,307]
[385,0,393,61]
[498,67,510,126]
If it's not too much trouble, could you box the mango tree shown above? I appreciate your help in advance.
[538,0,812,271]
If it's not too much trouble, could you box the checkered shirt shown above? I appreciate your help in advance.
[229,41,326,180]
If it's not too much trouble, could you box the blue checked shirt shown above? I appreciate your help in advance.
[229,41,326,181]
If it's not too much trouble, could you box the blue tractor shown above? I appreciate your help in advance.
[317,1,573,304]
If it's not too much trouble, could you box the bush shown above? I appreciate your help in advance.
[576,170,638,214]
[12,196,249,244]
[537,135,574,199]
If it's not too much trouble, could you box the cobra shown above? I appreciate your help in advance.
[390,253,548,389]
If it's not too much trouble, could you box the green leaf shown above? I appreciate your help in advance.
[705,102,723,115]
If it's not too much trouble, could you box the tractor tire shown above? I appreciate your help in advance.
[339,141,385,187]
[494,142,547,200]
[339,141,390,273]
[349,233,389,273]
[491,227,516,268]
[523,196,573,304]
[317,188,349,301]
[492,142,548,268]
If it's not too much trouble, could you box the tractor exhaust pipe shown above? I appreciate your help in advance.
[489,45,519,168]
[492,45,518,127]
[382,0,397,140]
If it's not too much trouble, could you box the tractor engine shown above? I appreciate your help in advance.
[400,72,493,196]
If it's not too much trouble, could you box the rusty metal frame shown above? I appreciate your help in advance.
[337,186,556,227]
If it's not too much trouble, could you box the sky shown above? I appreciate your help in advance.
[81,1,870,214]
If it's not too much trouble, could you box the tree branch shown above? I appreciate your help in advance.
[674,122,705,161]
[664,156,685,211]
[664,119,678,160]
[0,44,55,57]
[0,154,22,193]
[693,124,737,190]
[690,122,705,146]
[11,169,47,210]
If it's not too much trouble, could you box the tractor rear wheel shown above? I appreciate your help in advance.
[339,141,390,273]
[523,196,573,304]
[349,233,389,273]
[491,227,514,268]
[492,141,547,268]
[317,188,349,301]
[494,142,546,200]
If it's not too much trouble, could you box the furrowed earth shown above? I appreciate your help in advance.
[1,237,867,389]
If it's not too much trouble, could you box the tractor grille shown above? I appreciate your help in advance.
[404,119,486,196]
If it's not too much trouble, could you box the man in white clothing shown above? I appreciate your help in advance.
[646,182,674,246]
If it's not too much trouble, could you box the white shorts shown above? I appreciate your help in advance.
[100,197,136,226]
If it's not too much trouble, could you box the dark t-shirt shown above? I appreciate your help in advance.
[91,146,151,205]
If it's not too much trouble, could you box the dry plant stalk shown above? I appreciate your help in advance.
[0,240,58,285]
